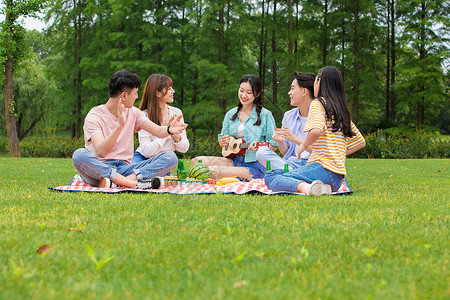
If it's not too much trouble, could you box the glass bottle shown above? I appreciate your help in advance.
[177,160,187,179]
[265,160,271,173]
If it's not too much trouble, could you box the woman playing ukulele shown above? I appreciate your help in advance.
[192,75,277,179]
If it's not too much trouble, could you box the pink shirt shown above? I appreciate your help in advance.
[83,105,147,164]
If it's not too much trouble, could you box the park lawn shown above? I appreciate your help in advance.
[0,157,448,299]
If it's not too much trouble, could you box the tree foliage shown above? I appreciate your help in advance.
[2,0,449,150]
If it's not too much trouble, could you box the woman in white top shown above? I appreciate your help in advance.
[133,74,189,165]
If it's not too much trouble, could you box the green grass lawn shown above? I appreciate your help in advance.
[0,157,448,299]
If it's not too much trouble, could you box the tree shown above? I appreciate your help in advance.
[13,30,58,140]
[46,0,92,139]
[1,0,47,156]
[399,0,449,126]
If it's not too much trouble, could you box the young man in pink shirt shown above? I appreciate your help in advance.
[72,70,187,189]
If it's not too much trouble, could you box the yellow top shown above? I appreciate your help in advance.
[304,99,365,176]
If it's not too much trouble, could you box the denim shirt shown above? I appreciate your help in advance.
[218,106,277,162]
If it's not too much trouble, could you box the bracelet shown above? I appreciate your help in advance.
[167,124,173,135]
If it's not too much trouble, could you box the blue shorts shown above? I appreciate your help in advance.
[232,155,266,179]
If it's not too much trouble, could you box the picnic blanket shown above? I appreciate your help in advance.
[49,178,353,195]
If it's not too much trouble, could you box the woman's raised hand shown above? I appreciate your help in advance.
[168,114,188,134]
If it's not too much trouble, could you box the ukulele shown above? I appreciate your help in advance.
[222,136,269,158]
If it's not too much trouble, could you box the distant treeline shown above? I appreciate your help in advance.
[1,0,449,142]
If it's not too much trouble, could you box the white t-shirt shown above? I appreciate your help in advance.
[237,122,245,139]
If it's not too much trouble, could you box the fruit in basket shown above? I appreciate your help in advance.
[187,163,211,180]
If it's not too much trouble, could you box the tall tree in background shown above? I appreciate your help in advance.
[13,30,58,140]
[271,0,278,105]
[399,0,449,126]
[351,0,360,124]
[321,0,328,66]
[388,0,396,124]
[46,0,91,139]
[0,0,47,157]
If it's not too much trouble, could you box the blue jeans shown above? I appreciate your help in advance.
[256,146,307,172]
[132,151,172,176]
[232,155,266,179]
[265,162,344,193]
[72,148,177,187]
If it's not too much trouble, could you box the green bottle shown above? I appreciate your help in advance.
[265,160,271,173]
[284,163,289,173]
[177,160,187,179]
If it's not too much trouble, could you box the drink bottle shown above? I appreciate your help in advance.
[265,160,271,173]
[177,160,187,179]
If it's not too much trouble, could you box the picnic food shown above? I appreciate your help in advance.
[187,163,211,180]
[216,176,241,185]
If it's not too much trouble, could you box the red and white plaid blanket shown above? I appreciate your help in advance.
[49,178,353,195]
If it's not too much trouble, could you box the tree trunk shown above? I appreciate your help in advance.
[4,3,20,157]
[180,5,186,106]
[5,52,21,157]
[389,0,396,124]
[271,0,277,105]
[262,2,269,88]
[322,0,328,66]
[258,0,265,79]
[192,70,198,140]
[154,0,163,64]
[218,0,226,112]
[295,1,299,54]
[340,2,345,79]
[417,1,425,126]
[385,0,391,123]
[75,0,82,139]
[288,0,293,55]
[351,1,360,124]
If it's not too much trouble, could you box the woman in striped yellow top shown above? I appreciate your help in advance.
[265,66,366,196]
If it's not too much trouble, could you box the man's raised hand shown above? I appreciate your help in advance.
[117,97,126,128]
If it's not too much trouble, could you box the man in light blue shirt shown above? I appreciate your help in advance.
[256,72,315,172]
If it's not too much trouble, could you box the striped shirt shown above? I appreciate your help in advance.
[304,99,365,176]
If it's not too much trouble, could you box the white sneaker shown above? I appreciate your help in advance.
[136,177,164,190]
[307,180,332,196]
[100,178,118,188]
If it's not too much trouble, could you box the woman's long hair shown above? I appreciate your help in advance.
[230,75,263,126]
[315,66,355,137]
[138,74,173,125]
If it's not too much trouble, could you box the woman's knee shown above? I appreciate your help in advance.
[160,151,178,167]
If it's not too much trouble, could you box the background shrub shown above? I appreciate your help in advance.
[14,129,449,159]
[179,135,222,159]
[351,128,450,159]
[20,136,84,158]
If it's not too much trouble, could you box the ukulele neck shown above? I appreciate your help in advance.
[239,143,252,149]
